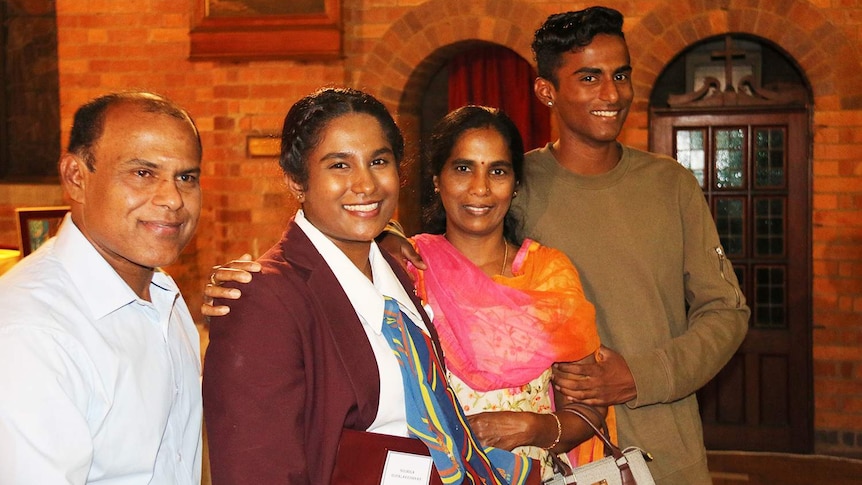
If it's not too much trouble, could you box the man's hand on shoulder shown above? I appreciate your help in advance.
[201,254,261,318]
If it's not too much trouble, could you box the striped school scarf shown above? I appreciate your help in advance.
[380,296,533,484]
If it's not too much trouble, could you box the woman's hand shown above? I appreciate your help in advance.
[201,254,261,317]
[466,411,542,451]
[377,230,426,272]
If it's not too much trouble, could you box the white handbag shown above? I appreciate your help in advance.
[544,405,656,485]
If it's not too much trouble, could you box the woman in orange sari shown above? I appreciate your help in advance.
[406,106,614,479]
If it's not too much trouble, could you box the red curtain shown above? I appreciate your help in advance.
[447,45,550,151]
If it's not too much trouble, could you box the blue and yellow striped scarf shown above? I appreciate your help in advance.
[380,296,533,484]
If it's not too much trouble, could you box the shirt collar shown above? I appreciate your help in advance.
[53,214,179,320]
[294,210,422,333]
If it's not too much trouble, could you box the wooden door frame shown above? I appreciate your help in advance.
[649,106,813,452]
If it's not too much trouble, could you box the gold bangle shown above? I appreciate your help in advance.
[543,412,562,450]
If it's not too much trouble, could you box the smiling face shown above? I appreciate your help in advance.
[434,127,515,241]
[62,101,202,289]
[289,112,400,262]
[537,33,633,148]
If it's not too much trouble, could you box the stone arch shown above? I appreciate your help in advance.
[355,0,548,228]
[355,0,545,113]
[626,0,862,112]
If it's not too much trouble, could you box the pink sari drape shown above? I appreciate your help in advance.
[410,234,616,468]
[409,234,598,391]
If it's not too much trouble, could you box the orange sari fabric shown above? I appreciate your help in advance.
[410,234,615,465]
[411,234,599,390]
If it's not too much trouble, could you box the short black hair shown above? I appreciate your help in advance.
[279,87,404,190]
[532,6,625,86]
[423,105,525,244]
[68,92,201,171]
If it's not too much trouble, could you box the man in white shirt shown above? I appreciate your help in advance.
[0,92,203,484]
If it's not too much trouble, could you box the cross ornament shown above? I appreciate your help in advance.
[710,35,747,92]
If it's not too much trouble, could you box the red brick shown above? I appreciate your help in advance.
[814,411,862,430]
[815,311,862,328]
[213,85,250,99]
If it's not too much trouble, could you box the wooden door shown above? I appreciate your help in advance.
[650,108,812,452]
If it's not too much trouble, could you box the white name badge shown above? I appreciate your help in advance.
[380,450,434,485]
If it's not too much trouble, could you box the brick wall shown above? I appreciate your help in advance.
[0,0,859,458]
[811,107,862,457]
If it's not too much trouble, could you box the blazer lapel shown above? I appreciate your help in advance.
[281,223,381,428]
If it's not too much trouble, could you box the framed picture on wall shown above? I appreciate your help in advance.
[189,0,342,61]
[15,206,69,256]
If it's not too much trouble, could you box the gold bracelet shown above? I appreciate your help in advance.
[543,412,562,450]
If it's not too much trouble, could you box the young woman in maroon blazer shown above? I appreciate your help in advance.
[202,88,535,485]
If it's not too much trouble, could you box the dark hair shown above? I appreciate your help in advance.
[532,6,625,86]
[279,87,404,189]
[423,105,525,244]
[68,92,201,171]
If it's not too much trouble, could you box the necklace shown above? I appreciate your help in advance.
[500,242,509,275]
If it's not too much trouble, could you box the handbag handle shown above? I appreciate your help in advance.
[561,404,638,485]
[564,404,610,449]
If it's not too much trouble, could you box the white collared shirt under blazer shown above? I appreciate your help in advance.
[294,210,429,437]
[0,215,202,485]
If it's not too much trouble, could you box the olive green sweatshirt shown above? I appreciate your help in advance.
[515,144,749,484]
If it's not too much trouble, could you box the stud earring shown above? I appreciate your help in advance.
[512,191,518,198]
[547,101,554,107]
[434,187,440,194]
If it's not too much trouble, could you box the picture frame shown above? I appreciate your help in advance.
[15,206,69,256]
[246,134,280,157]
[189,0,342,61]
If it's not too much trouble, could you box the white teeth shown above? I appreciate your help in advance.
[464,205,491,214]
[592,110,618,117]
[344,202,379,211]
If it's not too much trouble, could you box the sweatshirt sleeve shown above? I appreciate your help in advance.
[625,180,750,407]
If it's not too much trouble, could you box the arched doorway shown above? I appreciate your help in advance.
[354,0,547,236]
[649,34,813,452]
[413,42,549,232]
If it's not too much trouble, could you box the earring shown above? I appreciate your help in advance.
[434,187,440,194]
[512,191,518,198]
[547,101,554,107]
[296,192,304,202]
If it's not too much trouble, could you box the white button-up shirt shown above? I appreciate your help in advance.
[0,215,202,485]
[294,211,428,437]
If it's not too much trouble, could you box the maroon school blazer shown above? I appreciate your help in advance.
[202,221,441,485]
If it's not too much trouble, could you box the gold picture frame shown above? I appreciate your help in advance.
[246,134,280,158]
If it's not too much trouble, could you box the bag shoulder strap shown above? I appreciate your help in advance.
[561,405,638,485]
